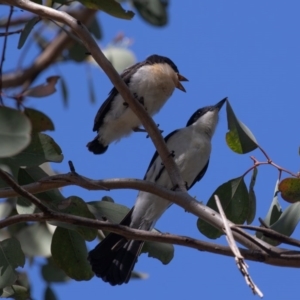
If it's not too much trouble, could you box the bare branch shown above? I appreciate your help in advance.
[0,169,52,214]
[215,195,263,297]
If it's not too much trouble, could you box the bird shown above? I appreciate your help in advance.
[87,54,188,155]
[88,97,227,285]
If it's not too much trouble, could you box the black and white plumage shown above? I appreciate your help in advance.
[88,98,227,285]
[87,54,188,155]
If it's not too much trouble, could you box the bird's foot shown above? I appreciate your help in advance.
[146,124,164,138]
[171,181,188,191]
[133,127,147,133]
[169,150,175,158]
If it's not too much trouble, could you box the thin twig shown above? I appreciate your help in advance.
[215,195,263,297]
[0,29,22,36]
[237,224,300,248]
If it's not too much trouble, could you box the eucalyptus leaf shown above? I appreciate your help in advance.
[60,77,68,107]
[225,100,258,154]
[16,223,53,257]
[264,180,282,226]
[51,227,94,281]
[18,17,39,49]
[133,0,168,26]
[41,258,69,283]
[88,16,102,40]
[77,0,134,20]
[247,168,257,224]
[0,285,29,300]
[0,107,31,158]
[50,196,97,241]
[0,238,25,289]
[24,108,54,132]
[197,177,249,239]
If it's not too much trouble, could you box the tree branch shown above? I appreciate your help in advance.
[1,0,187,193]
[0,170,284,255]
[1,211,300,268]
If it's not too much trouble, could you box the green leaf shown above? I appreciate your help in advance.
[142,229,174,264]
[24,108,54,132]
[102,46,136,73]
[68,43,87,63]
[44,286,57,300]
[7,133,63,168]
[247,168,257,224]
[264,180,282,226]
[0,107,31,158]
[132,0,168,26]
[88,16,102,40]
[18,17,39,49]
[0,238,25,289]
[279,177,300,203]
[17,166,65,214]
[225,100,258,154]
[197,177,249,239]
[51,227,93,281]
[50,196,97,241]
[87,71,96,104]
[266,203,300,246]
[88,199,174,264]
[60,77,69,108]
[16,223,53,257]
[41,258,69,283]
[77,0,134,20]
[0,285,29,300]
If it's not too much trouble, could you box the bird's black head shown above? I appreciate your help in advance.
[146,54,179,73]
[186,98,227,127]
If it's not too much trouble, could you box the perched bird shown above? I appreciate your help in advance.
[87,54,188,155]
[88,98,227,285]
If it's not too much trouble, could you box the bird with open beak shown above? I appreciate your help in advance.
[88,98,227,285]
[87,54,188,155]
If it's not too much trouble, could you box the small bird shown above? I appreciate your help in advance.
[88,98,227,285]
[87,54,188,155]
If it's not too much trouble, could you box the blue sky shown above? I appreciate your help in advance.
[2,1,300,299]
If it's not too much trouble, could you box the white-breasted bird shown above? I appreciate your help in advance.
[88,98,227,285]
[87,54,188,154]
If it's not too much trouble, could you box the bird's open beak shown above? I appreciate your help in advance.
[176,73,188,92]
[214,97,227,111]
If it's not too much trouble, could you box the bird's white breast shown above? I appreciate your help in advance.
[131,127,212,230]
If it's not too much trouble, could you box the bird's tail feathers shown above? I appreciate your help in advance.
[86,136,108,155]
[88,208,144,285]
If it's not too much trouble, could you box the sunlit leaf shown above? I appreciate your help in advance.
[247,168,257,224]
[102,46,136,73]
[50,196,97,241]
[18,17,39,49]
[77,0,134,20]
[51,227,94,281]
[0,107,31,158]
[0,238,25,289]
[22,76,60,98]
[132,0,168,26]
[16,223,53,257]
[279,177,300,203]
[24,108,54,132]
[0,285,29,300]
[225,101,258,154]
[197,177,249,239]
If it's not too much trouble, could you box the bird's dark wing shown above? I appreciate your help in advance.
[187,159,210,190]
[92,60,147,132]
[143,130,179,181]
